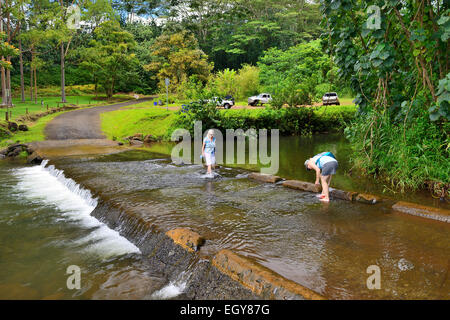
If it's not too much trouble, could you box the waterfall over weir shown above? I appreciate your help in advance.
[12,160,141,259]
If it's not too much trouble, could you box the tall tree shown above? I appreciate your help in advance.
[81,20,138,98]
[145,30,213,92]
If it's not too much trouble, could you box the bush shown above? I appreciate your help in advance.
[236,65,260,100]
[171,103,356,136]
[345,109,450,191]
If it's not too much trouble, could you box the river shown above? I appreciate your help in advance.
[0,134,448,299]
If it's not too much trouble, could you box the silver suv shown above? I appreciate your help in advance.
[322,92,340,106]
[248,93,272,106]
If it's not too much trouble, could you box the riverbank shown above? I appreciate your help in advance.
[100,104,357,142]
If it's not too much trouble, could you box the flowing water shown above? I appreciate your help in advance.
[0,134,448,299]
[0,161,185,300]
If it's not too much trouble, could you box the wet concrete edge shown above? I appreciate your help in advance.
[249,173,449,223]
[90,199,324,300]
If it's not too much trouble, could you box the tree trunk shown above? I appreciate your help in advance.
[60,42,66,103]
[30,50,33,101]
[0,0,5,106]
[6,57,11,106]
[19,39,25,102]
[1,67,6,106]
[34,67,37,104]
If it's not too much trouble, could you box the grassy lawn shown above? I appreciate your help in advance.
[1,95,135,121]
[0,94,139,147]
[101,106,177,141]
[100,104,358,142]
[0,111,66,148]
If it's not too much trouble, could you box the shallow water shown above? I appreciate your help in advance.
[1,134,448,300]
[55,151,449,300]
[0,161,181,300]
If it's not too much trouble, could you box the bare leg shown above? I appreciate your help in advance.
[320,175,330,202]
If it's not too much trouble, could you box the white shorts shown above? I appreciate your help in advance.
[205,153,216,166]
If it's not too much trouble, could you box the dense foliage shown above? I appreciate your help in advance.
[170,102,356,137]
[321,0,449,189]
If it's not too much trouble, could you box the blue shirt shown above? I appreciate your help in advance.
[311,152,337,169]
[204,137,216,155]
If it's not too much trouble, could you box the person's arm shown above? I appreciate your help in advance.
[202,141,206,157]
[309,161,321,185]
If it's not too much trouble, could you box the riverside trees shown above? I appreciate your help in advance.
[321,0,449,190]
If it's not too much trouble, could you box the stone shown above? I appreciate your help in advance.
[7,143,26,152]
[283,180,321,193]
[330,189,358,201]
[18,124,29,131]
[133,133,144,141]
[144,135,157,143]
[8,122,18,132]
[0,148,7,156]
[0,154,4,160]
[7,149,21,158]
[118,142,124,146]
[130,139,144,146]
[27,152,43,165]
[355,193,382,204]
[212,249,325,300]
[248,173,282,184]
[166,228,205,252]
[392,201,450,223]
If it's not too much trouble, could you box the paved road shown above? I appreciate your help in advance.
[45,98,153,140]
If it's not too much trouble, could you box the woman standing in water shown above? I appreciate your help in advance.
[202,130,216,177]
[304,152,338,203]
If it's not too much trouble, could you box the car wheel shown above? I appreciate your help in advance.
[224,103,231,109]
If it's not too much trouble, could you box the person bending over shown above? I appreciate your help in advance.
[304,152,338,203]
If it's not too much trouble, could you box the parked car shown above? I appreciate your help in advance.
[206,96,235,109]
[248,93,272,106]
[322,92,340,105]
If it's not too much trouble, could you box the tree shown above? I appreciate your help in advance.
[146,30,213,92]
[0,31,19,105]
[258,39,331,105]
[321,0,449,189]
[168,0,324,70]
[81,20,138,98]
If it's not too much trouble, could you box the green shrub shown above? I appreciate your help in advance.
[345,109,450,190]
[171,103,356,136]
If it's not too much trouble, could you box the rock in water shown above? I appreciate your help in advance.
[27,152,43,165]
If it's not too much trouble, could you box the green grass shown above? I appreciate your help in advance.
[0,94,138,148]
[313,104,357,116]
[100,104,358,142]
[2,96,98,120]
[3,94,137,121]
[101,106,177,141]
[0,111,67,148]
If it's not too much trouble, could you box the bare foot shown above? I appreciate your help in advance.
[320,198,330,203]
